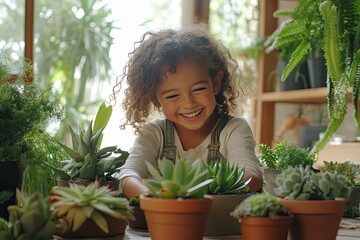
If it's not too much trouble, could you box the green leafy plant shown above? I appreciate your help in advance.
[323,161,360,186]
[45,102,129,182]
[128,195,140,207]
[206,160,251,194]
[0,189,64,240]
[275,165,350,200]
[144,158,214,199]
[230,193,291,219]
[259,141,316,170]
[264,0,360,152]
[52,182,134,234]
[0,191,12,205]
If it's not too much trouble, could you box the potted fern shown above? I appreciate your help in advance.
[52,181,134,238]
[140,158,214,240]
[275,165,350,240]
[230,193,293,240]
[204,160,251,236]
[264,0,360,153]
[45,102,129,189]
[0,53,64,220]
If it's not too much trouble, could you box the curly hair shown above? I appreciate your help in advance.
[112,25,240,134]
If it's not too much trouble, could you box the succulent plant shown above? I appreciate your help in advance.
[323,160,360,186]
[206,160,251,195]
[275,165,350,200]
[259,141,316,170]
[0,189,64,240]
[230,193,291,219]
[45,102,129,182]
[52,181,134,234]
[144,158,214,199]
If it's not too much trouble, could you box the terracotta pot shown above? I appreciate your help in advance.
[140,195,212,240]
[59,214,128,238]
[240,215,293,240]
[204,194,250,236]
[128,205,148,231]
[280,199,346,240]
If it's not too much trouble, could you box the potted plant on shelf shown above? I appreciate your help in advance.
[204,160,251,236]
[275,165,350,240]
[0,53,65,220]
[140,158,214,240]
[258,140,317,195]
[52,181,134,239]
[264,0,360,153]
[323,160,360,218]
[230,193,293,240]
[127,195,148,231]
[0,189,65,240]
[45,102,129,190]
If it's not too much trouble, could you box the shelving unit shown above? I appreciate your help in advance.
[255,0,326,146]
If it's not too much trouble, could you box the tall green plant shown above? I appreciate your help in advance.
[264,0,360,152]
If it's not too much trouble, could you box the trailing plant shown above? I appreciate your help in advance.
[206,160,251,195]
[259,141,316,170]
[323,160,359,186]
[144,158,214,199]
[230,193,291,219]
[275,165,350,200]
[45,102,129,182]
[52,182,134,234]
[0,189,64,240]
[264,0,360,152]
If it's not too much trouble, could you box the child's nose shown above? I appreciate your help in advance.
[183,94,197,108]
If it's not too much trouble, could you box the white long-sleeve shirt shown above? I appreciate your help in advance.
[115,117,263,189]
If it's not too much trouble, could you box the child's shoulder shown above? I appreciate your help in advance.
[224,115,252,131]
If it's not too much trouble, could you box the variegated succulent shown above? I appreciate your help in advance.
[52,181,134,234]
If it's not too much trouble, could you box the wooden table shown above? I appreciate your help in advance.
[90,218,360,239]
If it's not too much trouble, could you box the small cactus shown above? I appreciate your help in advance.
[275,165,350,200]
[0,189,64,240]
[144,158,214,199]
[206,160,251,195]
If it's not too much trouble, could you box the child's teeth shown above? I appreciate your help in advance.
[183,109,201,118]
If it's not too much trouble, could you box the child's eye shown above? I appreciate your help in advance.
[165,94,178,100]
[193,87,206,92]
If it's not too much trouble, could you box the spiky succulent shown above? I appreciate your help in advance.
[0,190,64,240]
[230,193,291,219]
[206,160,251,195]
[52,182,134,234]
[275,165,350,200]
[45,102,129,182]
[144,158,214,199]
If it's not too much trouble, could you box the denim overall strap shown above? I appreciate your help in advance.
[207,115,230,163]
[157,119,177,162]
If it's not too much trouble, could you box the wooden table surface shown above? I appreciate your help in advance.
[75,217,360,240]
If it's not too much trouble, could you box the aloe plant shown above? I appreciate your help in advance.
[0,190,64,240]
[144,158,214,199]
[206,160,251,195]
[264,0,360,152]
[52,182,134,234]
[45,102,128,182]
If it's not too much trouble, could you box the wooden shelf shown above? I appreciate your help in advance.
[261,87,328,103]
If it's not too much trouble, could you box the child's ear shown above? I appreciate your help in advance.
[213,71,223,95]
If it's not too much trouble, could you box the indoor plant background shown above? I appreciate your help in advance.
[264,0,360,152]
[0,52,66,219]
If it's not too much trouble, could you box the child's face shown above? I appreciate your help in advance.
[155,59,221,131]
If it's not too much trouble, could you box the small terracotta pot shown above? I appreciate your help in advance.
[140,195,212,240]
[240,215,293,240]
[280,199,346,240]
